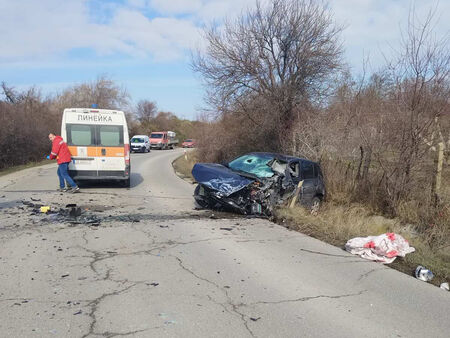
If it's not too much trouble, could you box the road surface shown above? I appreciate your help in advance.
[0,148,448,338]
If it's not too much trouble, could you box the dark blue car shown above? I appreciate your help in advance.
[192,152,326,216]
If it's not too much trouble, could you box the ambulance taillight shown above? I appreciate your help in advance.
[124,144,130,165]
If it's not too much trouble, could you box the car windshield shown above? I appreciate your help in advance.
[228,154,275,178]
[131,138,144,143]
[184,139,192,142]
[151,134,163,138]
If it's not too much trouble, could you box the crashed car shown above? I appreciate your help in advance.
[192,152,325,216]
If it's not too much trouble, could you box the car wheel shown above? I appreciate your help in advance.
[310,196,321,216]
[194,185,211,209]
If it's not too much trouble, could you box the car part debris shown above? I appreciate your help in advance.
[345,233,415,264]
[40,206,51,213]
[440,282,449,291]
[415,266,434,282]
[69,207,82,217]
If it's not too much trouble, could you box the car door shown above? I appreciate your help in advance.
[300,160,316,205]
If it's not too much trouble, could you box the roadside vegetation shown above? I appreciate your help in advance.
[0,76,203,171]
[190,0,450,282]
[172,150,198,182]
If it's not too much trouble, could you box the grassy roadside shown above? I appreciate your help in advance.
[173,153,449,286]
[0,159,53,177]
[172,150,198,183]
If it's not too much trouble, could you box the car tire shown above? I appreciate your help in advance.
[194,185,211,209]
[310,196,321,216]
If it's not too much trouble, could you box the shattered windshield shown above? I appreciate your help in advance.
[228,154,275,178]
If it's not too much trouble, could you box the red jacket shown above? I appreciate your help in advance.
[50,136,72,164]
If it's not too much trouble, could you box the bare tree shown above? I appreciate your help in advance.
[192,0,344,151]
[53,75,130,111]
[135,100,157,123]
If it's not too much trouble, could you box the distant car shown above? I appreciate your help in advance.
[130,135,150,153]
[192,152,325,216]
[182,139,196,148]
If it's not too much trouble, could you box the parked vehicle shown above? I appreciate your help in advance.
[150,131,178,150]
[61,108,131,187]
[130,135,150,153]
[192,152,325,216]
[182,139,196,148]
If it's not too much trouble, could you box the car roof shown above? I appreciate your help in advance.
[244,152,318,164]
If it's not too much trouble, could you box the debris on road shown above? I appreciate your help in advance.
[40,206,51,213]
[415,266,434,282]
[440,282,449,291]
[345,233,415,263]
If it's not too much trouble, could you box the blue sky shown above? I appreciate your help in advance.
[0,0,448,120]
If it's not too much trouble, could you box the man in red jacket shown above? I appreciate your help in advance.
[48,133,80,193]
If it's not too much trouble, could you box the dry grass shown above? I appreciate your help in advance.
[172,150,198,182]
[275,202,449,285]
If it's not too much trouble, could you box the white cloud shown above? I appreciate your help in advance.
[331,0,450,72]
[149,0,203,14]
[0,0,448,70]
[0,0,201,63]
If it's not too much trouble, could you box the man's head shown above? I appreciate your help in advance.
[48,133,56,141]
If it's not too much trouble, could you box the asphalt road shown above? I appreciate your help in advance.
[0,148,448,338]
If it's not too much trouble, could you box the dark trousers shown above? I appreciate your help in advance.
[57,162,76,188]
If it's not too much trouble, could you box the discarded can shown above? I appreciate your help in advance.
[40,206,51,213]
[415,266,434,282]
[440,282,449,291]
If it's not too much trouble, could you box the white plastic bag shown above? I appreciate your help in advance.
[345,233,415,264]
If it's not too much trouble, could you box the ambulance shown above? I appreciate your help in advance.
[61,108,131,187]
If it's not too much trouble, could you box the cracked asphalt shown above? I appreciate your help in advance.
[0,148,449,338]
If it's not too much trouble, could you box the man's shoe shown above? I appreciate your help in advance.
[57,187,69,192]
[70,186,80,193]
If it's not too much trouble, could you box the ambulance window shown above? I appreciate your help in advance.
[98,125,123,146]
[67,124,94,146]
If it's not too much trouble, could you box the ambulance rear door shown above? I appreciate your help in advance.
[66,123,99,178]
[96,124,125,175]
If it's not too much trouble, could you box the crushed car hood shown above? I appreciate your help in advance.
[192,163,254,196]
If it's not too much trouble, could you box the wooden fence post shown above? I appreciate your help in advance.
[433,142,444,201]
[289,180,304,208]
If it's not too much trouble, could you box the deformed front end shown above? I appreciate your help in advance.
[192,157,296,216]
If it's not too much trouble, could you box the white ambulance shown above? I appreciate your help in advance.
[61,108,131,187]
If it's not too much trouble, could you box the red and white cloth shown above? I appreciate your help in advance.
[345,233,415,264]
